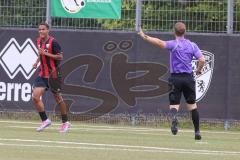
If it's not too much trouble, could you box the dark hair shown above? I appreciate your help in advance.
[39,22,49,29]
[174,22,186,37]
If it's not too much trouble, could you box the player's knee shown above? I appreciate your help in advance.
[54,94,63,103]
[32,88,44,103]
[32,96,40,103]
[187,103,197,111]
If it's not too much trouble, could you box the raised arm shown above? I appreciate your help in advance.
[138,28,166,49]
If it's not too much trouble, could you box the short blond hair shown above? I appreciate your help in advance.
[174,22,186,37]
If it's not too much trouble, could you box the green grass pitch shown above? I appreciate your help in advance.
[0,120,240,160]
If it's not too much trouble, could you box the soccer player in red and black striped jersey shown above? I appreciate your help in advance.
[32,22,70,133]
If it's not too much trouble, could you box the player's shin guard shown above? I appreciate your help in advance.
[170,108,178,135]
[191,109,200,132]
[61,114,68,123]
[39,111,48,121]
[170,108,178,119]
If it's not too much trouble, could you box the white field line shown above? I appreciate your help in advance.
[0,143,217,155]
[8,125,171,132]
[7,125,172,137]
[6,125,239,139]
[0,120,240,135]
[0,138,238,156]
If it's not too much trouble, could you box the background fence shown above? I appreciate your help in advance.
[0,0,240,33]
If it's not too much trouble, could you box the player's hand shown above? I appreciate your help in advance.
[138,28,145,38]
[196,70,202,75]
[32,62,38,69]
[38,47,48,55]
[38,48,44,55]
[138,28,149,41]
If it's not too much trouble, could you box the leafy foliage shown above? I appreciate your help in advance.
[0,0,239,33]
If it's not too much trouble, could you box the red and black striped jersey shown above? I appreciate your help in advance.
[36,36,62,78]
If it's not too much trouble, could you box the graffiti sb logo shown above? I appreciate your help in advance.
[192,50,214,102]
[61,0,86,13]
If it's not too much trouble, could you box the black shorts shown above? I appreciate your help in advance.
[33,76,49,90]
[168,73,196,105]
[33,76,62,94]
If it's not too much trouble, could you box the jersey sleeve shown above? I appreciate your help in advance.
[192,42,202,59]
[166,40,176,50]
[52,39,62,55]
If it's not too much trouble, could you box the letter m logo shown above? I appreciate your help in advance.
[0,38,38,80]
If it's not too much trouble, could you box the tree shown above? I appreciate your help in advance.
[0,0,237,33]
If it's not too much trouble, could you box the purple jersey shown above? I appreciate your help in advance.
[166,38,202,73]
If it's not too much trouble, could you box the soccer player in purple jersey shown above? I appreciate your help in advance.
[138,22,205,140]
